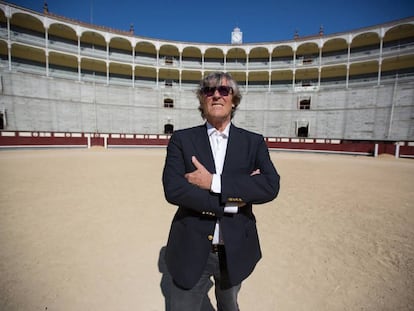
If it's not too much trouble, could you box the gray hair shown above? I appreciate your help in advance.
[196,72,242,119]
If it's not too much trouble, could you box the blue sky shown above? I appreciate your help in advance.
[8,0,414,43]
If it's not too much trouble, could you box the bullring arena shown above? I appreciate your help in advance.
[0,1,413,310]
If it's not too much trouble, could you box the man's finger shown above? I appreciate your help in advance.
[250,169,261,176]
[191,156,204,169]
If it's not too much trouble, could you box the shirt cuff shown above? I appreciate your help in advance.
[224,203,239,213]
[211,174,221,193]
[211,174,238,214]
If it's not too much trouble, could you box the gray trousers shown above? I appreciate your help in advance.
[169,247,241,311]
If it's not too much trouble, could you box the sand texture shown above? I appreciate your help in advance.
[0,148,413,311]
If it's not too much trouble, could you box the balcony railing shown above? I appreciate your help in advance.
[4,27,413,72]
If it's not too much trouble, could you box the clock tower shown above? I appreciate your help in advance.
[231,27,242,44]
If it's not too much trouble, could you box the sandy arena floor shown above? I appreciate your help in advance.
[0,148,413,311]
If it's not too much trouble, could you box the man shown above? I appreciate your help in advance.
[162,71,280,311]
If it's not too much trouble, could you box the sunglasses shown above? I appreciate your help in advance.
[202,86,233,97]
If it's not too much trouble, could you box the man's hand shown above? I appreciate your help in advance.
[251,169,261,176]
[184,156,213,190]
[236,169,261,208]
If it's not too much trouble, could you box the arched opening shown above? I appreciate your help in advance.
[296,120,309,137]
[0,110,5,129]
[298,96,311,110]
[164,98,174,108]
[297,126,309,137]
[164,123,174,134]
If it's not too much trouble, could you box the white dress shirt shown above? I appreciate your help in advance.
[207,122,238,244]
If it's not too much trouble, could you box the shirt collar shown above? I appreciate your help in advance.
[207,122,230,138]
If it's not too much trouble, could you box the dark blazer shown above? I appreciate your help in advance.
[162,123,280,289]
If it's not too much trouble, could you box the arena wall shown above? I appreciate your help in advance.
[1,130,413,158]
[1,70,413,141]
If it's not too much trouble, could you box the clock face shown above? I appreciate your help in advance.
[232,32,242,44]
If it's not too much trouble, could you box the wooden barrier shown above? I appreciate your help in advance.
[1,131,413,158]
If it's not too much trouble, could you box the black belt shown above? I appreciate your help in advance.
[211,244,224,253]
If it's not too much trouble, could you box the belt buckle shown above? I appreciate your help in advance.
[212,244,219,253]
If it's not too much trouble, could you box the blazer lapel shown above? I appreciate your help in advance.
[222,124,241,173]
[192,124,216,173]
